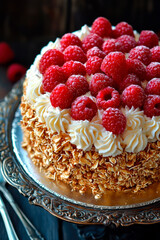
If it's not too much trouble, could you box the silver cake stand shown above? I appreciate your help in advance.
[1,79,160,226]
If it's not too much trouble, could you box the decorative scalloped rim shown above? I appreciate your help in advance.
[1,79,160,226]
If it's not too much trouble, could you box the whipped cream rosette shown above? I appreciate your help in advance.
[26,70,42,104]
[144,116,160,142]
[44,106,70,134]
[68,120,102,151]
[94,128,123,157]
[35,93,51,123]
[121,106,148,153]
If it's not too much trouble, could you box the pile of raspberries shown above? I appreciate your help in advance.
[39,17,160,135]
[0,42,26,83]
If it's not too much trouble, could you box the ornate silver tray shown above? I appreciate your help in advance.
[1,79,160,226]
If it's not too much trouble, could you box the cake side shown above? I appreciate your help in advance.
[21,78,160,199]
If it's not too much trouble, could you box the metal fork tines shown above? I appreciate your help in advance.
[0,163,44,240]
[0,195,19,240]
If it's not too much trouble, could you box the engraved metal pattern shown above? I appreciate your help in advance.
[1,80,160,226]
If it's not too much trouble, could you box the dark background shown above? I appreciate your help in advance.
[1,0,160,68]
[0,1,160,239]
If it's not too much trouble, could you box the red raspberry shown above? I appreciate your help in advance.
[39,49,64,74]
[86,56,103,75]
[102,107,126,135]
[151,46,160,62]
[62,60,86,78]
[126,58,146,81]
[128,46,152,66]
[60,33,82,51]
[101,51,127,84]
[0,42,14,64]
[7,63,26,83]
[66,75,89,99]
[143,95,160,117]
[71,96,97,121]
[119,74,141,92]
[146,62,160,80]
[122,84,145,109]
[96,87,121,109]
[63,45,86,63]
[42,65,66,92]
[50,84,73,109]
[145,78,160,95]
[138,30,159,48]
[116,35,137,53]
[102,39,122,55]
[89,73,114,96]
[87,46,106,59]
[91,17,112,38]
[82,33,104,53]
[114,22,134,38]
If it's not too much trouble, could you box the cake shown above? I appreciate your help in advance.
[20,17,160,199]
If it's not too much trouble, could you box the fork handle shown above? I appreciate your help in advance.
[0,196,19,240]
[0,186,44,240]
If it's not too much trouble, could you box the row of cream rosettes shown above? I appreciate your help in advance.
[25,64,160,157]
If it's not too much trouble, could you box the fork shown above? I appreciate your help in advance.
[0,194,19,240]
[0,163,44,240]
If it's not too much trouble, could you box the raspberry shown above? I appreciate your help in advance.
[89,73,114,97]
[91,17,112,38]
[114,22,134,38]
[62,60,86,78]
[101,51,127,84]
[151,46,160,62]
[119,74,141,92]
[145,78,160,95]
[122,84,145,109]
[138,30,159,48]
[42,65,66,92]
[71,96,97,121]
[50,84,73,109]
[39,49,64,74]
[102,39,121,55]
[87,47,106,59]
[0,42,14,64]
[66,75,89,99]
[102,107,126,135]
[60,33,82,51]
[96,87,121,109]
[146,62,160,80]
[7,63,27,83]
[126,58,146,81]
[86,56,103,75]
[82,33,104,53]
[63,45,86,63]
[128,46,152,66]
[144,95,160,117]
[116,35,137,53]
